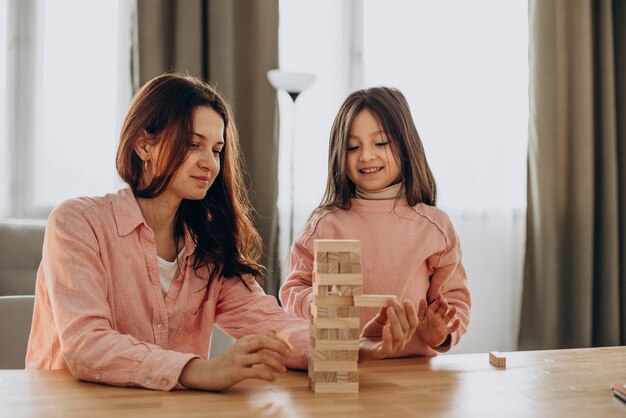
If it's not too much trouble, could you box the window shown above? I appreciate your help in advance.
[1,0,133,218]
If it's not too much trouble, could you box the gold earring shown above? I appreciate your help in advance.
[144,160,148,170]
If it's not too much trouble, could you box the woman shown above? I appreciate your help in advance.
[26,73,416,391]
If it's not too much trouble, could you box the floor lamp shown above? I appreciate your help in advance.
[266,70,316,249]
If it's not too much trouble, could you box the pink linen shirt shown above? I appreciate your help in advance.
[280,198,471,357]
[26,188,308,391]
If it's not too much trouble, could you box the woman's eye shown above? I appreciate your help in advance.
[347,145,358,152]
[213,149,222,156]
[190,143,201,149]
[376,141,389,147]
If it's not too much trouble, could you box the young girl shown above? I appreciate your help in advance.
[26,75,414,391]
[281,87,471,356]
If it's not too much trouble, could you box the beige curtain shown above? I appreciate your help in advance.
[135,0,282,296]
[520,0,626,349]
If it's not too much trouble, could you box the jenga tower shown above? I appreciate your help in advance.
[308,239,362,393]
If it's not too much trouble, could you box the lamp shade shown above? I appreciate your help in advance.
[267,70,316,94]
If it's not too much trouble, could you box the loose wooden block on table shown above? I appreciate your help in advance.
[489,351,506,367]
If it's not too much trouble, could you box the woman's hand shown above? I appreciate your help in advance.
[179,332,292,391]
[359,298,418,361]
[415,294,460,349]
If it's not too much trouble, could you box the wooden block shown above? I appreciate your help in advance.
[311,305,359,319]
[489,351,506,367]
[310,360,358,372]
[313,284,331,296]
[314,239,361,254]
[314,295,354,307]
[315,251,328,264]
[327,253,339,273]
[310,328,360,342]
[311,337,359,350]
[353,294,398,307]
[314,251,328,273]
[349,262,361,273]
[311,371,338,383]
[314,262,329,273]
[315,317,360,329]
[311,381,359,394]
[309,348,358,361]
[339,252,351,273]
[336,371,359,383]
[314,273,363,286]
[332,285,363,296]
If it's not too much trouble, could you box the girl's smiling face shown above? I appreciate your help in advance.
[346,108,402,192]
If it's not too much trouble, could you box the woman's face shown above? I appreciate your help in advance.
[345,108,402,192]
[168,106,225,201]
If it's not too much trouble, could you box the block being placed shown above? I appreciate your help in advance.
[353,294,398,308]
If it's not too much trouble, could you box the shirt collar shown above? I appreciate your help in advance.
[112,187,146,236]
[111,187,197,258]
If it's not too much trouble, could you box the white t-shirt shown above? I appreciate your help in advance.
[157,250,185,295]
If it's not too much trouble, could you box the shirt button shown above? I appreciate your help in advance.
[157,323,164,330]
[94,373,101,380]
[161,378,169,386]
[145,377,152,385]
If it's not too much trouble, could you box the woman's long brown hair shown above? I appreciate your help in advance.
[318,87,437,211]
[116,72,264,287]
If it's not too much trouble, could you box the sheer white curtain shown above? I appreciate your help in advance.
[0,0,133,219]
[278,0,528,353]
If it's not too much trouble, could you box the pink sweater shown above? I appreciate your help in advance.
[26,188,308,390]
[280,198,471,357]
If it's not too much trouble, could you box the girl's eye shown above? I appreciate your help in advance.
[347,145,358,152]
[213,149,222,156]
[376,141,389,147]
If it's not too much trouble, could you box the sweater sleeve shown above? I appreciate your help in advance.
[425,217,471,352]
[214,275,309,369]
[279,224,316,321]
[42,202,197,391]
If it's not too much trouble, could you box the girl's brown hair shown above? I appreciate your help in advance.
[318,87,437,210]
[116,72,264,286]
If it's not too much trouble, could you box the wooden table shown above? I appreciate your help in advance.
[1,347,624,417]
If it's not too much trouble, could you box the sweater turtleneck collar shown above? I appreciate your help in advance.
[355,182,405,200]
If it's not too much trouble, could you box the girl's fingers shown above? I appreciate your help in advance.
[428,297,442,315]
[447,319,461,334]
[417,299,428,322]
[402,300,418,343]
[443,305,457,323]
[403,300,419,331]
[381,324,393,356]
[437,296,449,316]
[389,299,410,334]
[372,304,390,327]
[386,307,405,348]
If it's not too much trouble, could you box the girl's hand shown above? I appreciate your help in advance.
[359,298,418,361]
[179,332,292,391]
[415,294,460,349]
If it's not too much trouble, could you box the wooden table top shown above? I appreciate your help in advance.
[1,346,624,417]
